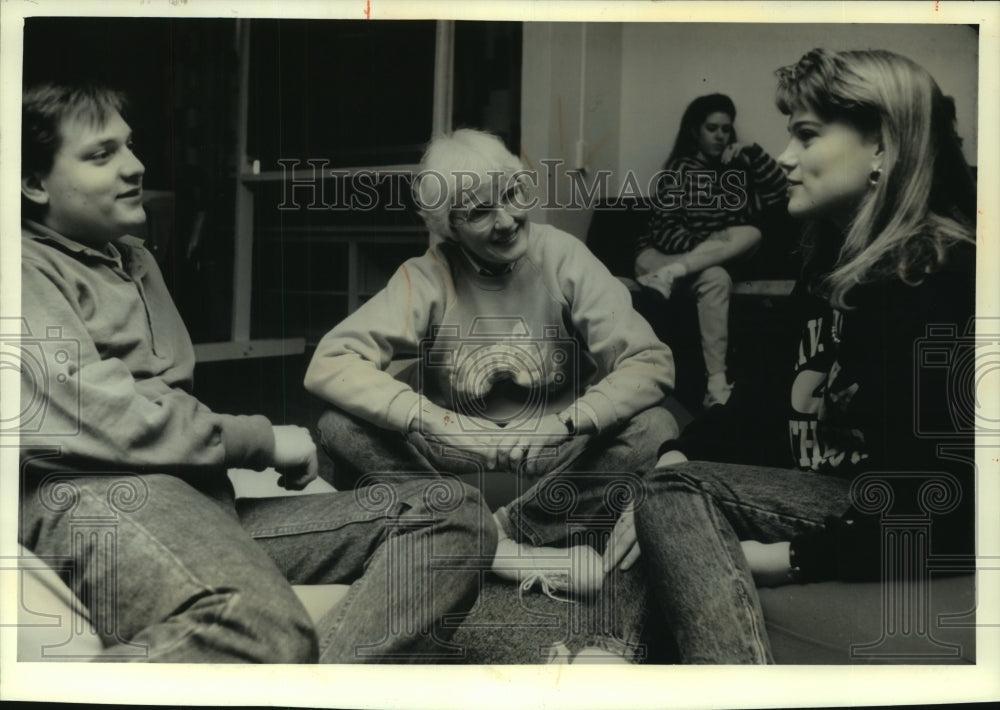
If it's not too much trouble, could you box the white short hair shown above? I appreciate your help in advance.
[414,129,524,240]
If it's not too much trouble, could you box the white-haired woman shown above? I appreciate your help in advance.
[306,129,677,599]
[623,49,976,662]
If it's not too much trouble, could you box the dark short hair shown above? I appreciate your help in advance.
[666,93,738,165]
[22,82,126,179]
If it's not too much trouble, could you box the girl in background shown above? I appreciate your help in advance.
[635,93,787,408]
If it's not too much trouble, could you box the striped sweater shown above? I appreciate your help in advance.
[637,143,787,256]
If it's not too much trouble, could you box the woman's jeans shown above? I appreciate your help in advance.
[19,469,496,663]
[634,265,732,378]
[317,405,677,549]
[635,461,850,664]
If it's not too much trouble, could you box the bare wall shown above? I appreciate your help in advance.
[618,23,979,189]
[521,22,979,222]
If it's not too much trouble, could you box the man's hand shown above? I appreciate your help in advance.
[655,449,689,469]
[603,503,641,573]
[272,424,319,490]
[494,414,571,475]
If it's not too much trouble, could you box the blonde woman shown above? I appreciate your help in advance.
[626,49,977,663]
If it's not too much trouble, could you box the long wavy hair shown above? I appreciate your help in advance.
[665,93,738,166]
[775,49,975,308]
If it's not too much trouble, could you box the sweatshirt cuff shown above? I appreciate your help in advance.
[576,391,619,436]
[573,402,601,435]
[219,413,275,471]
[386,390,423,433]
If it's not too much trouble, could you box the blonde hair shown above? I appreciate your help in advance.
[414,129,525,241]
[775,49,975,308]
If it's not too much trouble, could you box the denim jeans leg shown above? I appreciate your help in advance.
[669,460,853,540]
[316,408,440,489]
[237,476,496,663]
[635,461,852,664]
[500,406,677,548]
[20,472,317,663]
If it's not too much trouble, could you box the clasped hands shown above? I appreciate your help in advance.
[416,402,571,476]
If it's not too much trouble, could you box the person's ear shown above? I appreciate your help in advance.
[21,173,49,207]
[869,132,886,170]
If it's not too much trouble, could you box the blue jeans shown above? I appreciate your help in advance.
[318,405,677,548]
[634,461,850,664]
[19,468,496,663]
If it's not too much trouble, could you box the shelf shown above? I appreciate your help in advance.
[264,288,350,297]
[240,163,421,183]
[257,226,428,241]
[193,338,305,363]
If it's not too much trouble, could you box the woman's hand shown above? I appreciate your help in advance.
[272,424,319,490]
[741,540,793,587]
[603,503,641,573]
[637,261,687,300]
[494,414,572,475]
[721,141,748,165]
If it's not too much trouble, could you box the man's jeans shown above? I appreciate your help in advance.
[19,469,496,663]
[318,405,678,549]
[635,461,850,664]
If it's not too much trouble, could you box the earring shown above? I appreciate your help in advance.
[868,168,882,186]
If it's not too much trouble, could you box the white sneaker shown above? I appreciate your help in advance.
[492,538,605,602]
[545,641,633,664]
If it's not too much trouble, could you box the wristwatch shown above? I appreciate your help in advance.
[556,411,576,436]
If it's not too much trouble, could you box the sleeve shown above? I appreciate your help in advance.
[743,143,788,211]
[303,255,444,433]
[547,232,675,433]
[791,254,976,581]
[636,162,713,256]
[18,258,275,473]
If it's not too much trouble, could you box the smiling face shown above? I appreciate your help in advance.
[449,174,530,267]
[777,109,882,224]
[23,109,146,246]
[694,111,734,161]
